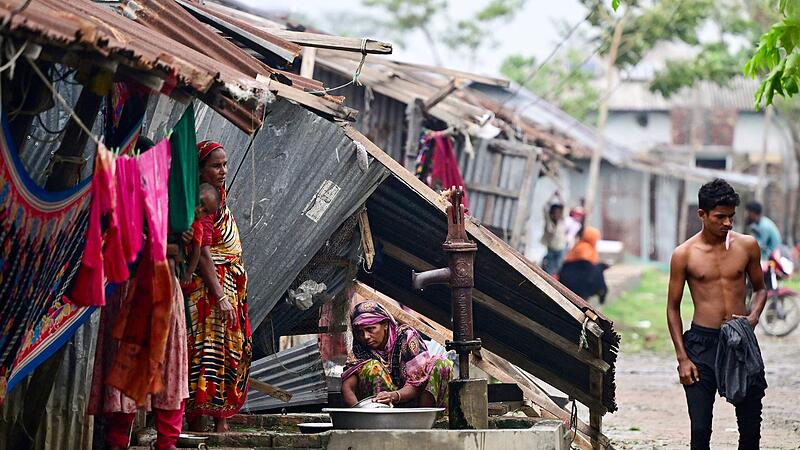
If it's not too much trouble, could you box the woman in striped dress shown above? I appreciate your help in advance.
[183,140,251,432]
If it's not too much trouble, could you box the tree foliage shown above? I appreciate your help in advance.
[500,50,600,121]
[357,0,528,64]
[744,1,800,108]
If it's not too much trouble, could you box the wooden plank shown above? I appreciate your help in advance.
[258,76,358,121]
[481,152,505,223]
[268,29,392,54]
[468,182,519,200]
[358,209,375,270]
[378,240,609,372]
[248,378,293,403]
[422,77,467,111]
[589,339,605,449]
[300,47,317,79]
[403,99,425,171]
[471,290,609,373]
[510,154,540,249]
[385,59,509,87]
[488,139,543,157]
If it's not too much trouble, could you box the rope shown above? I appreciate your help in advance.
[568,398,579,447]
[26,55,102,147]
[306,39,368,95]
[579,317,589,350]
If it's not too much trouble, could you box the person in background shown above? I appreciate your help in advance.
[558,226,609,304]
[181,183,221,284]
[745,201,782,260]
[564,204,586,250]
[541,193,567,275]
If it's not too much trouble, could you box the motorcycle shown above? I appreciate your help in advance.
[759,250,800,337]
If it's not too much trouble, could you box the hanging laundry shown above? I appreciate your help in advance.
[0,116,94,403]
[107,138,174,405]
[168,103,199,233]
[68,144,128,307]
[416,131,469,208]
[115,156,144,264]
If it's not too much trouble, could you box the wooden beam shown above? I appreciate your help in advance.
[300,47,317,79]
[403,98,425,171]
[422,77,467,111]
[267,29,392,54]
[248,378,292,403]
[471,290,609,373]
[386,60,509,87]
[481,152,505,223]
[378,240,609,372]
[468,182,519,200]
[257,75,358,122]
[510,153,540,249]
[488,139,543,158]
[44,73,104,191]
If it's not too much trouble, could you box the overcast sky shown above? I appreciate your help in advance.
[238,0,587,77]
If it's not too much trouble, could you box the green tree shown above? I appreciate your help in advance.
[500,50,600,121]
[355,0,528,65]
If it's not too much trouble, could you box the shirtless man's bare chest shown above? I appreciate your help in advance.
[682,232,752,328]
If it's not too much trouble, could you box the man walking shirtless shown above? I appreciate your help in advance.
[667,179,768,450]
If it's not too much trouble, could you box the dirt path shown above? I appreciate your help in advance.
[603,329,800,449]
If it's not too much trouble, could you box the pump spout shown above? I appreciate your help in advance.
[411,267,451,290]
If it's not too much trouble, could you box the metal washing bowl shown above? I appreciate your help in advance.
[322,408,444,430]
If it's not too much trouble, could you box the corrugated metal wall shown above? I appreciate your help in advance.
[458,139,533,241]
[313,68,406,162]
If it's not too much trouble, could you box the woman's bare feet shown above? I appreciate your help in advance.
[188,415,204,432]
[214,417,230,433]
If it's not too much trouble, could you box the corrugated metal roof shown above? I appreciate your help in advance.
[0,0,272,132]
[243,339,328,413]
[207,99,389,330]
[346,126,619,413]
[607,78,760,112]
[315,50,489,131]
[472,83,760,189]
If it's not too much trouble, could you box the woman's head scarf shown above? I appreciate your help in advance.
[565,226,600,264]
[350,301,398,356]
[197,140,223,166]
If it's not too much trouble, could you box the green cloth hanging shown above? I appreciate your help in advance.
[168,103,199,233]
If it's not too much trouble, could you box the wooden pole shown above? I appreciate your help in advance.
[584,11,628,221]
[756,106,773,203]
[300,47,317,79]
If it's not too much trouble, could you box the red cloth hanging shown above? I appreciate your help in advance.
[430,132,469,208]
[69,145,128,307]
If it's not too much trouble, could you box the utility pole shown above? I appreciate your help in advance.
[584,10,628,220]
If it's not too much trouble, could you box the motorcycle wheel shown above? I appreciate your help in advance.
[760,294,800,337]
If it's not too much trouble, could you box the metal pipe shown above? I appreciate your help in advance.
[411,268,451,290]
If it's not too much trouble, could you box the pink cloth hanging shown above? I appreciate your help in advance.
[138,139,171,262]
[115,156,144,263]
[430,132,469,208]
[69,144,128,307]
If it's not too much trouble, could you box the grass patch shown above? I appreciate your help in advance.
[603,268,694,353]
